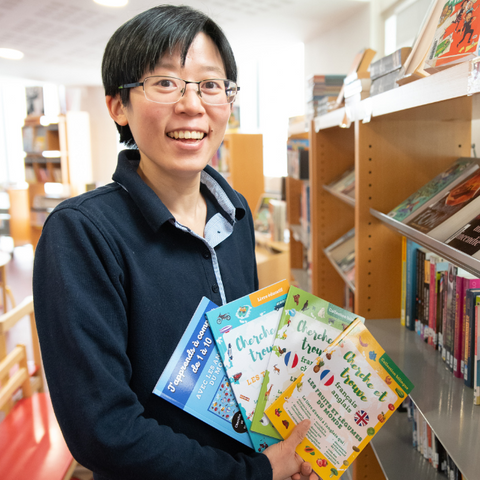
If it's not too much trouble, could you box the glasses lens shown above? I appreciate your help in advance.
[144,76,183,104]
[200,79,237,105]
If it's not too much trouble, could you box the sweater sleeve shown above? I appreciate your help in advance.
[33,206,272,480]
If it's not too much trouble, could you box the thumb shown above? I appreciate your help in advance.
[285,419,311,448]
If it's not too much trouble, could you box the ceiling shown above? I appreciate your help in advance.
[0,0,368,86]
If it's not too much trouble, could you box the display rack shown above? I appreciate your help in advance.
[289,60,480,480]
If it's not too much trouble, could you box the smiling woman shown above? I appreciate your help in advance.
[32,4,318,480]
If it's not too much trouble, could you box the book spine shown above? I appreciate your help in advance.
[441,271,449,361]
[428,258,437,346]
[405,239,418,331]
[475,302,480,404]
[453,276,464,378]
[401,236,407,327]
[464,289,479,388]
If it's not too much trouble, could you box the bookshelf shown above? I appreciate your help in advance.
[212,132,264,213]
[21,112,92,248]
[21,115,68,248]
[294,60,480,480]
[285,131,311,291]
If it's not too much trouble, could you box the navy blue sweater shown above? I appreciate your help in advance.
[33,150,272,480]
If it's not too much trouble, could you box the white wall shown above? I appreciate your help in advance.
[304,5,372,79]
[77,86,119,187]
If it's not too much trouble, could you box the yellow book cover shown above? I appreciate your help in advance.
[265,318,414,479]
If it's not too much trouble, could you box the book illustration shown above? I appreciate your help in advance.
[424,0,480,71]
[206,280,290,452]
[152,297,253,448]
[265,319,414,479]
[444,213,480,256]
[407,167,480,234]
[387,158,478,222]
[251,286,364,439]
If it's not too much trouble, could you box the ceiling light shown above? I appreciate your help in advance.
[93,0,128,6]
[0,48,24,60]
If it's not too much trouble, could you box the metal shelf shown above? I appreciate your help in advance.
[370,208,480,278]
[323,184,355,208]
[367,319,479,480]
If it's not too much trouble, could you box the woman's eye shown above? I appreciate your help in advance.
[202,81,221,90]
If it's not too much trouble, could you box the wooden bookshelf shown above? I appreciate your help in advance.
[285,132,311,291]
[217,133,264,213]
[295,60,480,480]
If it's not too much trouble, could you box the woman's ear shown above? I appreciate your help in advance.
[106,94,128,126]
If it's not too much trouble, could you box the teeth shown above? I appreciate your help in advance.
[168,131,205,140]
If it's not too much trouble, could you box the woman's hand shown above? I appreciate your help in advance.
[263,419,320,480]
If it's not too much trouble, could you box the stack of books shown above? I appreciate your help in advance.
[305,74,345,120]
[369,47,411,97]
[153,280,414,478]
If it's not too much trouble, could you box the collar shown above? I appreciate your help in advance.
[112,149,246,232]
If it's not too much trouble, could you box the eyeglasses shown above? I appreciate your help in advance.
[118,75,239,105]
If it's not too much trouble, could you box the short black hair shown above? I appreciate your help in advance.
[102,4,237,147]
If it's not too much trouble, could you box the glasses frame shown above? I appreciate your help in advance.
[118,75,240,106]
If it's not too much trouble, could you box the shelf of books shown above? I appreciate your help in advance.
[367,319,479,480]
[286,132,311,292]
[304,39,480,479]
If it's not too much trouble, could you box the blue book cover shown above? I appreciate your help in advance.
[206,280,289,452]
[405,239,422,331]
[153,297,253,448]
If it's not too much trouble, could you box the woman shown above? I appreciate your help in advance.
[33,5,317,480]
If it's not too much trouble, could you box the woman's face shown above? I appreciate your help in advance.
[119,33,232,182]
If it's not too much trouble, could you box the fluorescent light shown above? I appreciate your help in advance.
[42,150,61,158]
[40,115,59,126]
[93,0,128,6]
[0,48,24,60]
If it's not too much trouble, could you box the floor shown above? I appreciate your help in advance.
[3,242,93,480]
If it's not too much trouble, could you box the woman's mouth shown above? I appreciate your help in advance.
[167,130,205,140]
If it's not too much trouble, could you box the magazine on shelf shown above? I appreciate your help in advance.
[152,297,253,448]
[324,228,356,281]
[206,280,289,452]
[251,286,363,439]
[387,157,478,223]
[444,213,480,257]
[424,0,480,73]
[407,167,480,236]
[264,318,414,479]
[326,166,356,200]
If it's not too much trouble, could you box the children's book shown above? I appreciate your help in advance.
[387,158,478,223]
[424,0,480,73]
[206,280,289,452]
[265,318,414,479]
[152,297,253,448]
[251,286,364,440]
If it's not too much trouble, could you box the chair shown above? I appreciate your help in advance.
[0,295,43,398]
[0,344,78,480]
